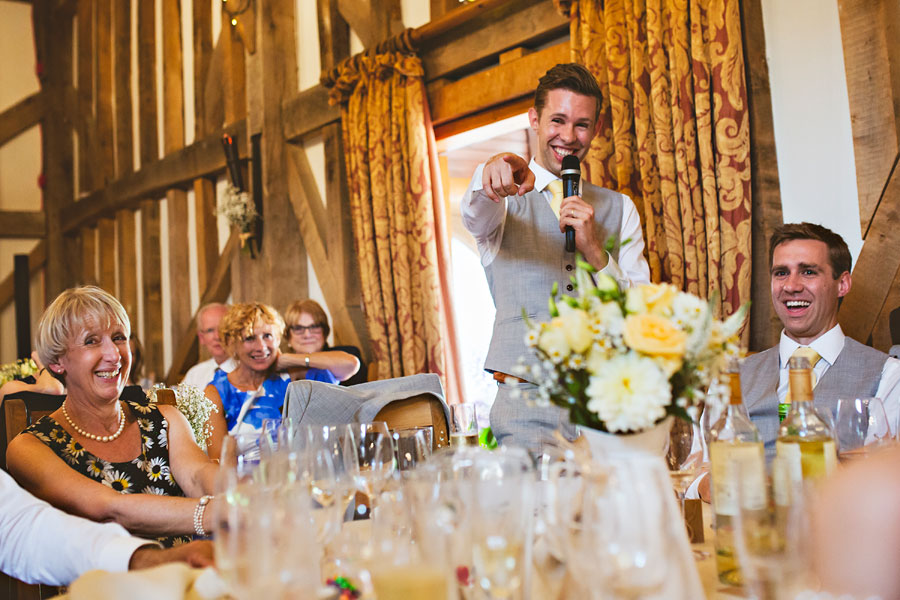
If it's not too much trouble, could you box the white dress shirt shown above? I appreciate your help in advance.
[460,159,651,288]
[0,469,149,585]
[181,357,236,389]
[775,324,900,433]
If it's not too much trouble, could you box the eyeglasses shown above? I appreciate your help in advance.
[290,324,323,334]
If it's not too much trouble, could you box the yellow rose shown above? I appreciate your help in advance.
[557,307,593,354]
[623,314,687,357]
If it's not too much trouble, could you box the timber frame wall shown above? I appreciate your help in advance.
[3,0,898,378]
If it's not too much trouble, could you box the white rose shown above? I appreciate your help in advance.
[557,306,593,354]
[538,322,570,363]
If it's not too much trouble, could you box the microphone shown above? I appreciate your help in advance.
[560,155,580,253]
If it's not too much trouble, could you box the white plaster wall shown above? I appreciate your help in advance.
[761,0,863,264]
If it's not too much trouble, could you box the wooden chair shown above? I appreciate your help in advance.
[375,393,449,451]
[0,392,65,600]
[1,392,65,471]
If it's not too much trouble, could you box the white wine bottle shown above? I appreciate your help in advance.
[775,356,837,484]
[709,369,765,586]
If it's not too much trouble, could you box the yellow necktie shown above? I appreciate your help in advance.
[547,179,563,220]
[784,346,823,403]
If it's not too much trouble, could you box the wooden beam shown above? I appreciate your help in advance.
[167,189,192,349]
[35,1,75,298]
[96,0,115,187]
[840,153,900,344]
[193,0,213,137]
[428,41,569,125]
[116,209,137,318]
[81,226,97,284]
[97,217,116,293]
[281,85,340,143]
[0,212,46,238]
[335,0,402,49]
[221,11,247,124]
[741,0,784,351]
[421,0,565,82]
[285,144,362,349]
[164,232,238,384]
[61,120,248,233]
[0,241,46,311]
[433,96,532,141]
[837,0,899,233]
[0,92,44,148]
[317,0,349,73]
[113,0,133,177]
[193,178,218,296]
[137,0,158,167]
[140,199,164,380]
[77,0,96,193]
[162,0,185,154]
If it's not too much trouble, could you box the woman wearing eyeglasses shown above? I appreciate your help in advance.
[283,299,360,384]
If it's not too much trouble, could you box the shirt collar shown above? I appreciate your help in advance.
[529,158,557,193]
[777,324,845,368]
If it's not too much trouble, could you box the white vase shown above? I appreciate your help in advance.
[576,416,674,459]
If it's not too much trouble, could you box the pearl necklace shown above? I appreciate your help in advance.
[62,401,126,442]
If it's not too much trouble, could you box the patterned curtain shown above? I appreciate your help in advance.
[324,51,462,398]
[558,0,751,318]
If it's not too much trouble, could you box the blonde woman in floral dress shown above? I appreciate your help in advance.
[6,286,219,547]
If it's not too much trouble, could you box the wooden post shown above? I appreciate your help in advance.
[14,255,31,359]
[113,0,133,178]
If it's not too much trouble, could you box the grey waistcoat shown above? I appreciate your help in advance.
[740,337,887,459]
[483,181,624,377]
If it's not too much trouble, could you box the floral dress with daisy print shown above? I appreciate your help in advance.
[24,399,191,547]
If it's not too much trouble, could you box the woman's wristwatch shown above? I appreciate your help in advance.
[305,355,310,368]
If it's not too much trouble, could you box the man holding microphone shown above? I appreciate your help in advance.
[461,63,651,456]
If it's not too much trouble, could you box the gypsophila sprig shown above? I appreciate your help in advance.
[147,384,218,451]
[522,256,748,434]
[218,183,258,232]
[0,358,39,388]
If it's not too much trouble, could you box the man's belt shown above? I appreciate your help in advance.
[492,371,526,384]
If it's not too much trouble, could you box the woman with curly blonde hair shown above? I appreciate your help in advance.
[203,302,293,460]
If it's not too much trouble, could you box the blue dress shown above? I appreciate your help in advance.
[305,367,339,384]
[211,370,291,432]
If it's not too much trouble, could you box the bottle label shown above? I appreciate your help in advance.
[710,442,766,516]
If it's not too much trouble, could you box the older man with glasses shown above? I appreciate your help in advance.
[181,303,237,389]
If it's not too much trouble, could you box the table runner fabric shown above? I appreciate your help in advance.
[282,373,449,427]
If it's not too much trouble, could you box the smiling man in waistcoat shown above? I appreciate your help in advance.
[741,222,900,459]
[460,63,651,456]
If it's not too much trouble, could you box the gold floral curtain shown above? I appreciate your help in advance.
[559,0,751,318]
[324,51,462,398]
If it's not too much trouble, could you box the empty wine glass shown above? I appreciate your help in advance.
[392,427,432,472]
[347,422,395,515]
[835,397,892,462]
[666,418,703,522]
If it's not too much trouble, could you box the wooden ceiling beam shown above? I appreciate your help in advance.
[282,85,339,143]
[0,92,44,148]
[60,120,248,234]
[428,41,569,125]
[0,212,46,239]
[335,0,402,49]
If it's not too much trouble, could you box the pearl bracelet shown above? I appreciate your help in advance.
[194,495,213,537]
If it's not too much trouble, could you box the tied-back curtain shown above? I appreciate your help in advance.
[560,0,751,318]
[325,51,462,397]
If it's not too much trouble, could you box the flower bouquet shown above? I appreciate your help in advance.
[0,357,39,388]
[520,259,748,434]
[218,183,259,252]
[147,383,219,451]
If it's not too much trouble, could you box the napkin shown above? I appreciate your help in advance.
[53,564,229,600]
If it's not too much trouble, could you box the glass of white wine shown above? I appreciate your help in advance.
[347,421,394,516]
[450,403,479,447]
[835,397,892,462]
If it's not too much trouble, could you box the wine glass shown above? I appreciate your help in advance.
[666,418,703,524]
[392,426,432,472]
[835,397,892,462]
[450,404,479,447]
[347,422,395,516]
